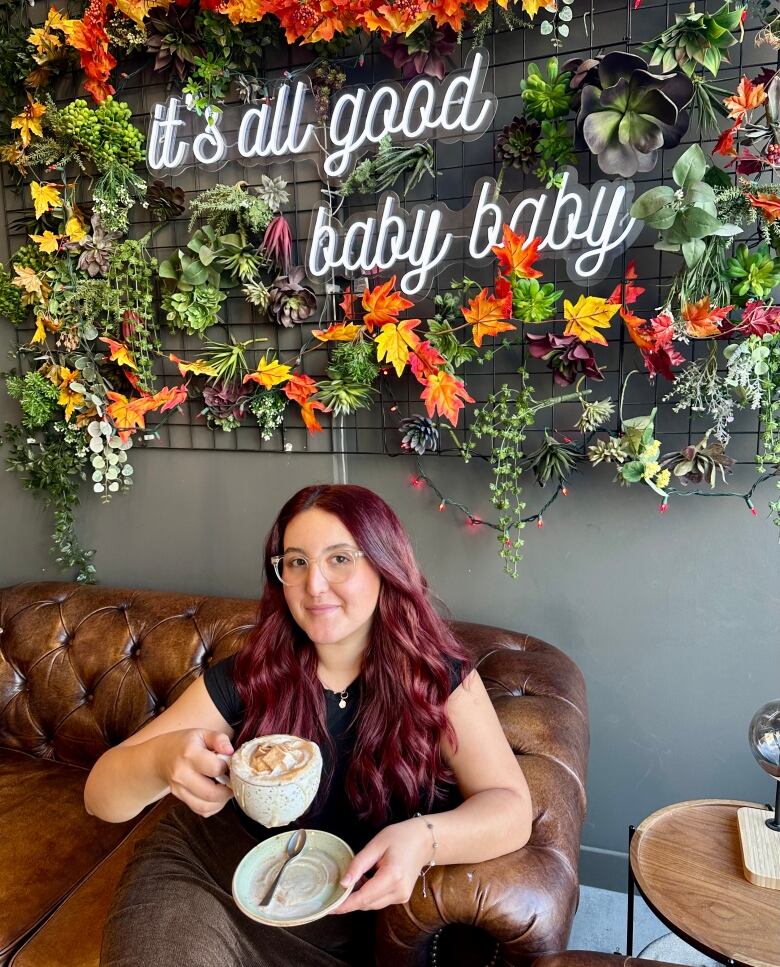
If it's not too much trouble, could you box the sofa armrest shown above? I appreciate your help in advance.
[376,844,579,967]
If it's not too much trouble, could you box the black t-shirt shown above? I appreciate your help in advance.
[203,654,465,851]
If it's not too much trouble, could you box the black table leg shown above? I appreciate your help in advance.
[627,825,636,957]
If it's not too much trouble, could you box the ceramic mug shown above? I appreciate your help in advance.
[215,734,323,827]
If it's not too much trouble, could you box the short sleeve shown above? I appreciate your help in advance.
[203,654,244,727]
[446,656,465,694]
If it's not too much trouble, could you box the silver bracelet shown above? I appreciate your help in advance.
[413,812,438,898]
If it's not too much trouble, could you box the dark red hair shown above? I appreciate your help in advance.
[233,484,473,826]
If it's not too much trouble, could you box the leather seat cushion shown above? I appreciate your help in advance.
[0,750,140,966]
[10,797,175,967]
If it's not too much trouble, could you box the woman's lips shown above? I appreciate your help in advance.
[307,605,339,613]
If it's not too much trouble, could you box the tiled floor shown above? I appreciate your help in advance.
[568,886,702,958]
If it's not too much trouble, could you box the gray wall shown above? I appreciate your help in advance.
[1,411,777,890]
[2,3,779,893]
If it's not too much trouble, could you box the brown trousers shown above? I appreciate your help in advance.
[100,800,376,967]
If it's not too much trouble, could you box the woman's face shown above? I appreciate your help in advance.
[280,508,381,655]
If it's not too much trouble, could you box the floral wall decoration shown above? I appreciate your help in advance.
[1,0,780,582]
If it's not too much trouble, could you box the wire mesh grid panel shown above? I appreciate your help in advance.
[2,0,775,465]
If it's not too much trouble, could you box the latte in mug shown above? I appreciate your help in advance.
[217,735,322,827]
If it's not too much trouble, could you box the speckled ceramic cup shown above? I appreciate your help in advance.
[216,735,322,828]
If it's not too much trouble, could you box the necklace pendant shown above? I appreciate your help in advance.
[339,691,348,709]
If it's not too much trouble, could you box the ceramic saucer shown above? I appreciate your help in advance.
[232,829,354,927]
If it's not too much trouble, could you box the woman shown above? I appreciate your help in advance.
[86,484,532,967]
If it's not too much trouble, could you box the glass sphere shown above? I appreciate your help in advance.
[749,700,780,779]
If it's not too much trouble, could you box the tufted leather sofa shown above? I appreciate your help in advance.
[0,580,589,967]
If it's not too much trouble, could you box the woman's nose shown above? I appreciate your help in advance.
[304,559,330,593]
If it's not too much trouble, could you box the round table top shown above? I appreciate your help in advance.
[630,799,780,967]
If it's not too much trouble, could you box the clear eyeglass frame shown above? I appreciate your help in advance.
[270,549,365,586]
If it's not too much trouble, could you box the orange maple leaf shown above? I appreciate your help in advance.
[300,398,328,433]
[144,384,189,414]
[607,261,645,306]
[409,340,447,384]
[311,322,363,342]
[620,307,655,351]
[375,317,421,377]
[99,336,138,370]
[242,355,292,389]
[747,193,780,222]
[462,287,515,348]
[724,76,766,121]
[420,370,475,427]
[105,391,157,443]
[284,372,318,405]
[681,297,733,338]
[491,226,543,279]
[340,287,356,321]
[361,276,414,332]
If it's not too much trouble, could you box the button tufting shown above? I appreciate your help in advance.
[156,704,166,713]
[85,693,93,702]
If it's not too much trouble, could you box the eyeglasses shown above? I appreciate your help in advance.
[270,549,365,586]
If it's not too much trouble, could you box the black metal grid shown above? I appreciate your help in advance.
[2,0,776,465]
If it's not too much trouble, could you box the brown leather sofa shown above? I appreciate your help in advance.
[0,580,589,967]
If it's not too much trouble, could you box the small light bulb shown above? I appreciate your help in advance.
[562,486,569,496]
[537,517,544,529]
[438,501,445,512]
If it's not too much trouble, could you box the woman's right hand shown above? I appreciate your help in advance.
[156,729,235,818]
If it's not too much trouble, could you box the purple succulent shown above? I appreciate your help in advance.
[200,380,249,430]
[526,332,605,387]
[382,23,457,81]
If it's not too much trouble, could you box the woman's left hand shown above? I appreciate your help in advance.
[331,819,432,914]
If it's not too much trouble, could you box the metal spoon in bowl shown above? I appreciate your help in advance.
[258,829,307,907]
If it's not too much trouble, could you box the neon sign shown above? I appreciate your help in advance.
[147,50,640,294]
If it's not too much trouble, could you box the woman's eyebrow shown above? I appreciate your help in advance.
[283,543,356,553]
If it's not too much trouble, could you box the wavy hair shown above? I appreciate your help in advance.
[233,484,473,826]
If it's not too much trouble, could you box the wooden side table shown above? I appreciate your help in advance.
[626,799,780,967]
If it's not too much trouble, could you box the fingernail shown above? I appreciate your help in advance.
[341,874,352,886]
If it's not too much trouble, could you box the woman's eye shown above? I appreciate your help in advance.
[331,554,350,565]
[288,558,307,568]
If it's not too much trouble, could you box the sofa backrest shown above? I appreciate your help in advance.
[0,581,258,768]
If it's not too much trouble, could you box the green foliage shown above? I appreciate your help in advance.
[328,340,380,384]
[425,294,478,369]
[187,181,273,236]
[520,58,572,121]
[631,144,742,267]
[535,119,575,186]
[0,419,96,583]
[46,96,144,170]
[339,137,436,197]
[5,371,59,427]
[511,277,562,322]
[0,263,26,325]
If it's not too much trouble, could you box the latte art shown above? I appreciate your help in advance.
[248,740,311,779]
[227,735,323,827]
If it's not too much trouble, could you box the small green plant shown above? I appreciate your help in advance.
[727,243,780,302]
[520,58,573,120]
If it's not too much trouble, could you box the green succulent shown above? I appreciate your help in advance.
[5,371,60,428]
[520,58,573,121]
[522,432,584,487]
[642,1,745,77]
[311,378,377,416]
[630,144,741,267]
[511,277,562,323]
[162,284,226,334]
[535,119,575,187]
[727,244,780,301]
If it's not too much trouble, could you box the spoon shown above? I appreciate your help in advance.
[258,829,307,907]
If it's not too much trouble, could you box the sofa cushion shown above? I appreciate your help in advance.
[0,750,139,967]
[10,797,176,967]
